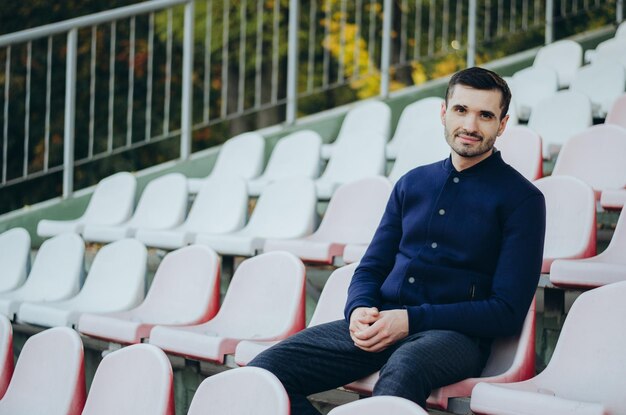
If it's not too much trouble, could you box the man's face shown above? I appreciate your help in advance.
[441,84,508,161]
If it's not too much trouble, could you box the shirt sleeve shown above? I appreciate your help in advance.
[343,179,404,322]
[405,192,546,338]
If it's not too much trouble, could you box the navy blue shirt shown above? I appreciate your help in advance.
[344,151,546,338]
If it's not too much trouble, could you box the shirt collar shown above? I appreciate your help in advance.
[442,149,502,176]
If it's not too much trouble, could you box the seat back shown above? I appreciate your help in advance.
[511,66,559,120]
[16,233,85,303]
[0,327,85,415]
[314,177,392,244]
[535,281,626,413]
[83,172,136,226]
[184,176,248,234]
[528,90,592,158]
[211,252,305,340]
[187,367,289,415]
[386,97,443,158]
[211,132,265,179]
[606,93,626,129]
[136,245,220,325]
[337,100,391,144]
[570,62,626,117]
[309,263,357,327]
[261,130,322,181]
[497,126,543,181]
[328,396,428,415]
[73,239,147,310]
[534,176,596,271]
[245,178,316,238]
[593,37,626,65]
[0,316,13,399]
[552,124,626,197]
[533,39,582,87]
[82,344,173,415]
[0,228,30,293]
[387,123,448,183]
[321,132,387,183]
[127,173,188,230]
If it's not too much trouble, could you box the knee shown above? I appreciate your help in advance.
[373,360,432,407]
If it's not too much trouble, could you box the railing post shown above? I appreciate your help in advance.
[467,0,477,68]
[618,0,624,23]
[380,0,392,98]
[180,0,194,160]
[286,0,299,124]
[63,29,77,198]
[545,0,554,44]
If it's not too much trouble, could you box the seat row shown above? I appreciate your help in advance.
[3,248,626,414]
[38,175,391,262]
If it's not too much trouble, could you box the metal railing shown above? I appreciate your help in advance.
[0,0,622,211]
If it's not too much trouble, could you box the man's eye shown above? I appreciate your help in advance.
[455,107,466,113]
[481,113,494,119]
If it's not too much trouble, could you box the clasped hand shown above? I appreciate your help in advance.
[349,307,409,352]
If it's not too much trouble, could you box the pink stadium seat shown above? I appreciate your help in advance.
[550,211,626,288]
[385,97,444,160]
[17,239,147,328]
[195,177,317,256]
[497,126,543,181]
[328,396,428,415]
[81,344,174,415]
[0,316,13,399]
[247,130,322,196]
[0,327,85,415]
[528,90,592,159]
[0,228,30,294]
[78,245,220,344]
[187,367,288,415]
[264,177,392,264]
[600,188,626,210]
[0,233,84,320]
[570,61,626,118]
[135,176,248,249]
[534,176,596,273]
[187,132,265,193]
[315,133,387,199]
[342,244,368,264]
[551,124,626,201]
[234,262,357,366]
[387,124,449,183]
[511,66,558,121]
[82,173,188,243]
[346,300,536,411]
[533,39,582,88]
[149,252,306,363]
[471,281,626,415]
[37,172,136,237]
[605,93,626,129]
[321,100,391,160]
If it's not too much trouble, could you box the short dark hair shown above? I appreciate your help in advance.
[445,67,512,120]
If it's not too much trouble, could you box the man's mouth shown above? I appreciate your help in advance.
[455,131,482,144]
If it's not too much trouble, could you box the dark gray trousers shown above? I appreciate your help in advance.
[249,319,487,415]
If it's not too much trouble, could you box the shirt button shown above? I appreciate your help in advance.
[431,242,438,248]
[453,177,460,183]
[408,277,415,284]
[439,209,445,215]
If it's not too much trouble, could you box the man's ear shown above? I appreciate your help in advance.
[440,101,447,126]
[497,114,510,137]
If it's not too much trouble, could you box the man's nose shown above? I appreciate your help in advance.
[463,114,479,132]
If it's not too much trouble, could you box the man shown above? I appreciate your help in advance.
[249,67,546,414]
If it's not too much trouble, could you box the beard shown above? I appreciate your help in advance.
[444,126,496,158]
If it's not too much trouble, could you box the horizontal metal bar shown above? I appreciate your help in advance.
[0,0,191,47]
